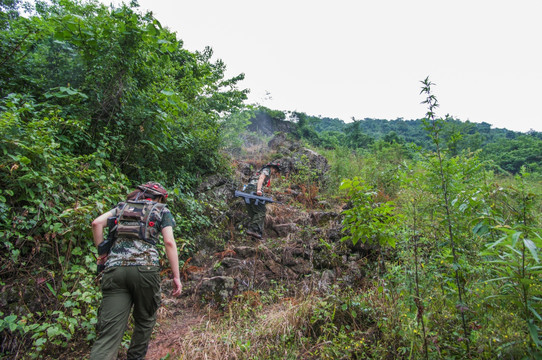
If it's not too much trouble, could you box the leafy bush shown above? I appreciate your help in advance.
[0,0,247,357]
[340,177,401,248]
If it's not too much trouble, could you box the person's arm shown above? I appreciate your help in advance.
[92,210,115,264]
[256,173,266,196]
[162,226,182,296]
[91,210,115,246]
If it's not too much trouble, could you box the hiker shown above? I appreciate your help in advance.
[89,182,182,360]
[243,162,281,239]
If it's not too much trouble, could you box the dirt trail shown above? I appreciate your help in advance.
[146,303,205,360]
[143,137,336,359]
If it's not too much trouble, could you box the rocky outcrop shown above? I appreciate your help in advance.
[268,134,330,182]
[182,133,377,305]
[268,132,300,153]
[234,133,330,186]
[247,112,296,136]
[181,199,376,304]
[196,174,236,203]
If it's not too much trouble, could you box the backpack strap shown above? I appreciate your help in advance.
[141,202,166,244]
[115,202,128,225]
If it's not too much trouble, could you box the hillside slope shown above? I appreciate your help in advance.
[138,132,382,359]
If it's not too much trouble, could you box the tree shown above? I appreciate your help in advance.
[344,120,374,149]
[1,0,248,183]
[483,135,542,174]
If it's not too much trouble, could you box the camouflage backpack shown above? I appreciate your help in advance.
[115,200,166,245]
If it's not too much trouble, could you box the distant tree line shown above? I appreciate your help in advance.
[249,108,542,175]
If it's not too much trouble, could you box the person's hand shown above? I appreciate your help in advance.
[171,278,182,297]
[256,190,262,196]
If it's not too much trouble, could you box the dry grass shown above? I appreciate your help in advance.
[255,298,313,340]
[148,294,322,360]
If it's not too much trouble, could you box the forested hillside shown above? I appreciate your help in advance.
[249,108,542,175]
[1,1,541,359]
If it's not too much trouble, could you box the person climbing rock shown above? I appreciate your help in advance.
[89,182,182,360]
[243,162,281,239]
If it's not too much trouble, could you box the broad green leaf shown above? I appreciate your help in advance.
[9,323,18,332]
[19,156,31,165]
[47,326,61,338]
[529,305,542,322]
[524,238,540,263]
[473,222,489,236]
[528,321,542,347]
[46,283,57,297]
[511,231,522,246]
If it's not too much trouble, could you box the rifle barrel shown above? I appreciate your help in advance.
[234,190,281,205]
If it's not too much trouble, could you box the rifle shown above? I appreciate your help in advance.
[96,216,117,274]
[234,190,282,206]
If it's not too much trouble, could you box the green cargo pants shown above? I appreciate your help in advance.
[89,265,161,360]
[244,184,267,236]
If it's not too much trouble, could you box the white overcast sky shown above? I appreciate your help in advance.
[101,0,542,132]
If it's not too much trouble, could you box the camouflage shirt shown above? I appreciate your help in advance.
[105,203,175,268]
[248,167,271,187]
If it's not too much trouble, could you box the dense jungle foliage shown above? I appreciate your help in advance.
[1,0,247,356]
[1,0,541,359]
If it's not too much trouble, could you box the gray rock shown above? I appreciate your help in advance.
[248,114,295,135]
[199,276,235,303]
[233,246,258,258]
[274,147,330,182]
[319,269,336,291]
[271,223,299,237]
[268,132,300,153]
